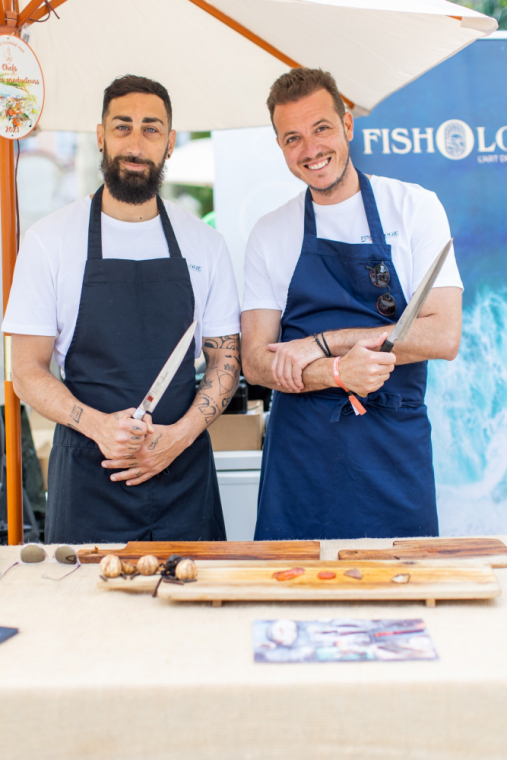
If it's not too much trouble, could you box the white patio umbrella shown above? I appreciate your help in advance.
[28,0,498,133]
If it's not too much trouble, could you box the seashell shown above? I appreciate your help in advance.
[100,554,122,578]
[137,555,160,576]
[121,561,136,575]
[175,558,198,581]
[344,568,363,580]
[391,574,410,584]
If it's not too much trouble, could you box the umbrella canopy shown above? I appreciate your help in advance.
[27,0,497,133]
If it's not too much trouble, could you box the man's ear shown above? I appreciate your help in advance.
[343,111,354,142]
[167,129,177,157]
[97,123,104,153]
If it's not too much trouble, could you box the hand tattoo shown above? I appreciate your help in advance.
[148,433,162,450]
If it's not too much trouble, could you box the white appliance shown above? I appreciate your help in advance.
[214,451,262,541]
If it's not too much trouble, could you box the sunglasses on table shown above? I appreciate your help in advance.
[20,543,80,579]
[366,261,396,318]
[1,544,80,581]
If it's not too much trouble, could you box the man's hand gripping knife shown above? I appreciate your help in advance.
[267,329,396,407]
[102,335,241,486]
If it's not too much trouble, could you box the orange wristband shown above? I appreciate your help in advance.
[332,357,366,416]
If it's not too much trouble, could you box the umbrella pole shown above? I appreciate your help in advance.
[0,137,23,545]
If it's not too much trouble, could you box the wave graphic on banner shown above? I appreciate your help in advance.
[427,288,507,535]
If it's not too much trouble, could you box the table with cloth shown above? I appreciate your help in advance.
[1,538,506,760]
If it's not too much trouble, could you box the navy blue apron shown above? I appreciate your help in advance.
[46,185,225,544]
[255,171,438,540]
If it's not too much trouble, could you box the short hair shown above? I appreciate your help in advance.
[267,68,345,129]
[102,75,172,127]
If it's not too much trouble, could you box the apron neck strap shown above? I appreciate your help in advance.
[87,185,104,260]
[303,172,387,246]
[303,187,317,238]
[357,170,386,245]
[87,186,183,260]
[156,194,182,258]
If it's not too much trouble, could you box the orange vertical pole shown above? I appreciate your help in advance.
[0,137,23,545]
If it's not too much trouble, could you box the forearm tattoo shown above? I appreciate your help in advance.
[195,334,241,426]
[68,404,83,429]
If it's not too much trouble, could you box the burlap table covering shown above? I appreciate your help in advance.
[1,538,506,760]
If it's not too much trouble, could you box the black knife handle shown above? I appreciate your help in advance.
[379,339,395,353]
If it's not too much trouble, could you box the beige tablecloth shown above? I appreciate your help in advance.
[1,539,506,760]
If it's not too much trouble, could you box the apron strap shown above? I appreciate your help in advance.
[156,195,182,259]
[87,185,183,260]
[87,185,104,260]
[303,173,387,247]
[357,170,386,246]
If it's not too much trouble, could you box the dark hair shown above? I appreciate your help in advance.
[267,68,345,128]
[102,75,172,127]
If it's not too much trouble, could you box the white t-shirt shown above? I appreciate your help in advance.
[242,175,463,314]
[3,196,241,367]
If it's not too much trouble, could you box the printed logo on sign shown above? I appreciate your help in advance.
[362,119,507,164]
[188,264,202,272]
[436,120,475,160]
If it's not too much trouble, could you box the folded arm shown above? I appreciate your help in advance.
[241,310,395,396]
[252,287,461,393]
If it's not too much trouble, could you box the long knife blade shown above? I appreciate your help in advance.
[132,320,197,420]
[380,239,453,352]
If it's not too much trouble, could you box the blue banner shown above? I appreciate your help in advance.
[349,38,507,535]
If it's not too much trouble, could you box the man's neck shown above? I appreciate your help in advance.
[309,162,360,207]
[98,185,160,222]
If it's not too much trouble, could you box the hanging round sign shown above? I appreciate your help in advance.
[0,34,44,139]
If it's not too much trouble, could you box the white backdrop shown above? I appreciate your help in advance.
[213,127,305,301]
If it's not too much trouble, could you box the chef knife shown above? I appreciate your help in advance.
[132,320,197,420]
[379,239,453,353]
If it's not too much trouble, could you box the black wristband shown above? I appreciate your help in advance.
[313,333,330,357]
[320,332,332,357]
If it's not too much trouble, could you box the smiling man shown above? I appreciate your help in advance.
[3,75,240,543]
[241,68,463,541]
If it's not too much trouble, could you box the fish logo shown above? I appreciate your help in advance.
[436,119,475,160]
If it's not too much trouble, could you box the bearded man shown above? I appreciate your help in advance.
[3,75,240,543]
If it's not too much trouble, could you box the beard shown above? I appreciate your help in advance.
[306,146,351,197]
[101,143,166,205]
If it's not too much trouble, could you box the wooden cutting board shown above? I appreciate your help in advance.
[338,538,507,567]
[98,559,501,606]
[78,540,320,563]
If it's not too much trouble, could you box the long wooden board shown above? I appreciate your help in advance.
[79,540,320,564]
[98,560,501,605]
[338,538,507,567]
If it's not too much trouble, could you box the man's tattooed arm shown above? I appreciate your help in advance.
[193,334,241,427]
